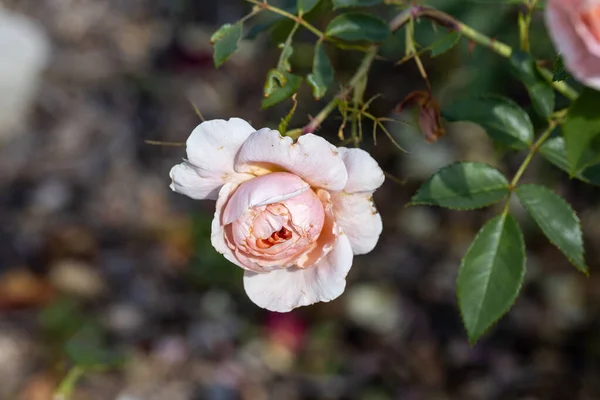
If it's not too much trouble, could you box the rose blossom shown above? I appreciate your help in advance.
[169,118,384,312]
[545,0,600,89]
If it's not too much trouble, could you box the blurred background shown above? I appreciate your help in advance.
[1,0,600,399]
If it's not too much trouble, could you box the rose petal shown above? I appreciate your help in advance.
[330,191,382,255]
[546,0,600,90]
[338,147,385,193]
[172,118,256,200]
[295,189,337,269]
[243,234,353,312]
[211,183,255,271]
[169,162,226,200]
[222,172,309,225]
[235,130,348,191]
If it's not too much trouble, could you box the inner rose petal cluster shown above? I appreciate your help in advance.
[546,0,600,89]
[169,118,384,312]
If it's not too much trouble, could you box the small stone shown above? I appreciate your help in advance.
[345,283,403,335]
[49,259,106,298]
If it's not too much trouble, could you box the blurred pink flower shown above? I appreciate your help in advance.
[546,0,600,89]
[170,118,384,312]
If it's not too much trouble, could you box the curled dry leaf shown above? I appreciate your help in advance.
[395,90,446,143]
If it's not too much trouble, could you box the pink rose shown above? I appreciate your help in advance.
[546,0,600,89]
[169,118,384,312]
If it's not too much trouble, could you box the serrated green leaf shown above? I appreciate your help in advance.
[510,51,555,119]
[516,184,587,274]
[429,31,461,57]
[211,22,243,67]
[458,214,526,345]
[325,12,390,42]
[539,136,600,186]
[410,162,510,209]
[298,0,320,13]
[563,88,600,176]
[442,94,534,149]
[262,71,302,109]
[553,55,569,82]
[332,0,382,8]
[307,41,334,100]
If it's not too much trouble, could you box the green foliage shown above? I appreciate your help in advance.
[539,136,600,186]
[262,70,303,109]
[510,51,555,118]
[211,23,243,67]
[516,184,587,274]
[442,94,534,149]
[552,55,569,82]
[332,0,383,8]
[298,0,321,14]
[308,41,335,99]
[325,12,390,42]
[410,162,510,209]
[429,31,461,57]
[457,214,526,344]
[563,88,600,176]
[65,324,125,368]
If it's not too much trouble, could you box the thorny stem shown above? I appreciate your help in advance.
[245,0,323,38]
[510,119,558,188]
[502,113,561,214]
[303,46,378,134]
[301,5,579,135]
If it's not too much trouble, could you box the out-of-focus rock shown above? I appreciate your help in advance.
[49,259,106,298]
[345,283,404,335]
[0,8,49,141]
[105,302,145,337]
[0,268,55,309]
[0,326,37,399]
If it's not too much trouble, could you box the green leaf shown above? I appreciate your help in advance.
[410,162,510,209]
[325,12,390,42]
[510,51,555,119]
[516,184,587,274]
[332,0,383,8]
[262,71,303,109]
[246,14,285,40]
[429,31,461,57]
[298,0,320,13]
[442,94,534,149]
[552,55,569,82]
[457,214,526,344]
[539,136,600,186]
[211,22,243,67]
[307,41,334,100]
[563,87,600,175]
[65,324,125,368]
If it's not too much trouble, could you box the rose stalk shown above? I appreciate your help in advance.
[169,118,384,312]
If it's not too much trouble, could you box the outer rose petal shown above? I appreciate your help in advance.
[211,183,256,271]
[222,172,310,225]
[243,234,353,312]
[330,192,382,255]
[235,129,348,191]
[338,147,385,193]
[169,162,226,200]
[546,0,600,90]
[171,118,256,200]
